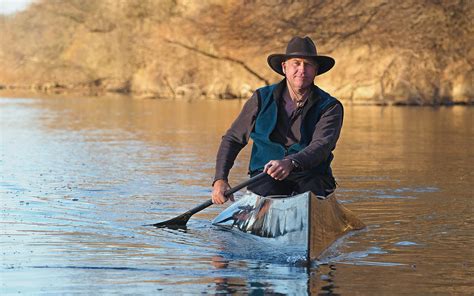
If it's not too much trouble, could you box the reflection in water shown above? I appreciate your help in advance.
[1,95,473,294]
[309,265,338,295]
[210,255,242,294]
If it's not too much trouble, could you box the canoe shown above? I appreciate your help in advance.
[212,191,365,261]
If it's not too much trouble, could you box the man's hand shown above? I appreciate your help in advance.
[264,159,294,181]
[212,179,234,204]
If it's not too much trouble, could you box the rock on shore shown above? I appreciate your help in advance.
[0,0,472,105]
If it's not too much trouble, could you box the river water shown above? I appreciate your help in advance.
[0,94,472,295]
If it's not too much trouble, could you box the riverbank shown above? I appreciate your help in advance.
[0,0,472,105]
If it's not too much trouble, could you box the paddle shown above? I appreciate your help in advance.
[146,172,267,228]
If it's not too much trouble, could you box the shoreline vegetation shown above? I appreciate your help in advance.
[0,0,472,106]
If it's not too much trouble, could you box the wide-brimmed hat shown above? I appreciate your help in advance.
[267,36,335,76]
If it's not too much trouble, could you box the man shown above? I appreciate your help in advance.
[212,36,343,204]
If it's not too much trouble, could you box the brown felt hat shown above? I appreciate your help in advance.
[267,36,335,76]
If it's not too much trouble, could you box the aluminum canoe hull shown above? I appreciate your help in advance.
[212,191,365,261]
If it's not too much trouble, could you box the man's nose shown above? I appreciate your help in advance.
[299,62,310,71]
[296,63,307,73]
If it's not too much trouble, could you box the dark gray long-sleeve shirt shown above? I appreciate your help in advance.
[214,79,343,183]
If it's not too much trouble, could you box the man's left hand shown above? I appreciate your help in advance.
[263,159,293,181]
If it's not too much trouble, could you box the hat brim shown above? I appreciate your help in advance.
[267,54,335,76]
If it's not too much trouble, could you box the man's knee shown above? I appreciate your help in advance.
[247,175,294,196]
[293,173,336,196]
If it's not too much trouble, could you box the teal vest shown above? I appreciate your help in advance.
[249,84,339,174]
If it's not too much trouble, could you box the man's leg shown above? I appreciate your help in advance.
[287,172,336,197]
[247,173,295,196]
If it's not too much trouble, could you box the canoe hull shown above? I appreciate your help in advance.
[212,191,365,261]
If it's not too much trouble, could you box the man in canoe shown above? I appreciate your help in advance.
[212,36,342,204]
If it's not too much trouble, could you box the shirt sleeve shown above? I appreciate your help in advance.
[213,92,259,183]
[285,103,343,171]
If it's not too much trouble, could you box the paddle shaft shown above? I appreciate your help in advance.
[148,172,267,227]
[184,171,267,216]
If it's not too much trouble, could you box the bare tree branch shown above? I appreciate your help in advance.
[164,38,270,85]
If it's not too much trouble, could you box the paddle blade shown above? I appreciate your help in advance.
[145,212,191,229]
[145,199,214,229]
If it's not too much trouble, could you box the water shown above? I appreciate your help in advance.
[1,94,473,295]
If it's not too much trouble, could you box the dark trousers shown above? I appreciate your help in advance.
[247,171,336,197]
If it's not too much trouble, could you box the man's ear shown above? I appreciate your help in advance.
[282,62,286,74]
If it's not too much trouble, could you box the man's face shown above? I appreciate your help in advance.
[282,58,318,90]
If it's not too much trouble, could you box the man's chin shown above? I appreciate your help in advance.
[293,82,311,90]
[288,77,312,89]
